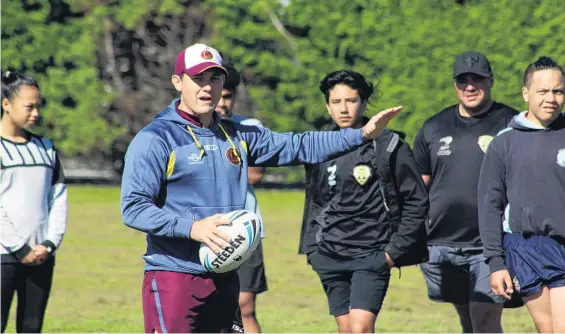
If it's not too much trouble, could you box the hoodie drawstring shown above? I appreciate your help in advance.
[186,126,206,160]
[218,123,242,164]
[185,123,241,164]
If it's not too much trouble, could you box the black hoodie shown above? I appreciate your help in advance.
[478,112,565,273]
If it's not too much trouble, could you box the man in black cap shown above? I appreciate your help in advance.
[412,51,520,333]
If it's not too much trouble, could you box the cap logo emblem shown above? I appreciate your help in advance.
[462,55,479,68]
[201,50,213,60]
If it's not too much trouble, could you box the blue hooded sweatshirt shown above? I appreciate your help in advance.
[121,99,366,274]
[478,112,565,273]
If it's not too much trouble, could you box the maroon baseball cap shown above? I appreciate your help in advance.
[175,43,227,76]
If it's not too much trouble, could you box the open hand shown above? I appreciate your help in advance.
[189,214,232,253]
[362,106,403,140]
[490,269,514,300]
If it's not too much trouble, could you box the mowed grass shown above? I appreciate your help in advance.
[5,186,534,332]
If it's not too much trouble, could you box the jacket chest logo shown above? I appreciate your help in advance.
[557,149,565,168]
[188,153,201,162]
[225,147,240,166]
[477,135,494,153]
[353,165,372,185]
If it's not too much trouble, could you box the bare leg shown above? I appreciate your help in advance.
[549,285,565,333]
[239,292,261,333]
[335,314,350,334]
[348,308,377,333]
[524,286,552,333]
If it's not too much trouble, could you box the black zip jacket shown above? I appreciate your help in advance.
[299,121,429,266]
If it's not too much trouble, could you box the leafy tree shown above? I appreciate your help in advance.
[69,0,213,172]
[208,0,565,144]
[1,0,122,156]
[2,0,213,172]
[4,0,564,183]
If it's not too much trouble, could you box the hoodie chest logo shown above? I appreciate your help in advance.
[557,149,565,168]
[188,152,204,165]
[478,135,494,153]
[226,147,240,166]
[353,165,372,185]
[205,144,218,151]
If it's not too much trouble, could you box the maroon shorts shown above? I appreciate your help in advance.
[142,270,239,333]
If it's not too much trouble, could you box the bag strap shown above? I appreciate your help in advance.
[373,131,401,223]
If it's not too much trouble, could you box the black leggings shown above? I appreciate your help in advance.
[1,258,54,333]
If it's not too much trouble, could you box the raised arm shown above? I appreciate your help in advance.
[243,106,403,166]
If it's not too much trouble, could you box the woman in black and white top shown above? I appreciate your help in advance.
[1,71,68,333]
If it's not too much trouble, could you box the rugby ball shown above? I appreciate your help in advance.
[199,210,262,273]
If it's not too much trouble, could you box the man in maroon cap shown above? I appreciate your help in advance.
[121,43,403,333]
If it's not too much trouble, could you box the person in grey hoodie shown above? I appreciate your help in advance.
[478,56,565,333]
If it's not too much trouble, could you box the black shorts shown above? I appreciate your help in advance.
[237,241,268,294]
[308,250,390,317]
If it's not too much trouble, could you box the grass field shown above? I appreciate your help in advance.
[5,186,535,332]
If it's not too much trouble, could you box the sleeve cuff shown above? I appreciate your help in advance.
[384,244,400,264]
[358,128,369,143]
[41,240,57,253]
[487,256,507,273]
[13,244,32,261]
[174,217,194,239]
